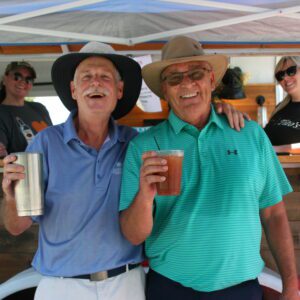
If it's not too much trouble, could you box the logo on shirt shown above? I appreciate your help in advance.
[112,162,122,175]
[227,149,238,155]
[15,117,34,143]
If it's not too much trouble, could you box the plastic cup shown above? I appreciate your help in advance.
[156,150,184,196]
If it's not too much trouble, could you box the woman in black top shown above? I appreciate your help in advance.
[0,61,52,157]
[265,56,300,153]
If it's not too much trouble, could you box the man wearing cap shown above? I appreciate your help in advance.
[0,61,52,157]
[1,42,145,300]
[119,36,299,300]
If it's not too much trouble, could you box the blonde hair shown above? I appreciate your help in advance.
[272,56,300,116]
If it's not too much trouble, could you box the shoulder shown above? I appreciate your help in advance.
[116,124,138,141]
[26,101,48,112]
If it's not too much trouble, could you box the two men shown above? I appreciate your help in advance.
[1,39,256,299]
[120,36,299,299]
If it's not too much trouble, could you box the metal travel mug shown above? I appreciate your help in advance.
[13,152,44,216]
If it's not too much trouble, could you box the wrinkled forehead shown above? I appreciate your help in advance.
[162,60,212,75]
[76,56,117,73]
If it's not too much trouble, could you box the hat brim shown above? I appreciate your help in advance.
[142,55,228,100]
[51,53,142,119]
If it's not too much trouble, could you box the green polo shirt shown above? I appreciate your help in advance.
[119,107,292,292]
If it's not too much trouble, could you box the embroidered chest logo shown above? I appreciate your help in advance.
[227,149,238,155]
[112,162,122,175]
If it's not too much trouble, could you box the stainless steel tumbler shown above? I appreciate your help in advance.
[13,152,44,216]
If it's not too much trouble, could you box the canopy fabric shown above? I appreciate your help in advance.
[0,0,299,46]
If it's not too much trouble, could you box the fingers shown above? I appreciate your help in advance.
[139,151,168,197]
[243,112,251,121]
[2,155,25,197]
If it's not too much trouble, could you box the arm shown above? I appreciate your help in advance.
[260,201,299,300]
[1,155,33,235]
[120,151,167,245]
[214,101,250,131]
[0,142,7,158]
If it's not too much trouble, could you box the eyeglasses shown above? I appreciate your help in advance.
[11,72,34,85]
[162,67,212,86]
[275,65,298,82]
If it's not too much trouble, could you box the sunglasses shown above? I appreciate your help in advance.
[275,65,297,82]
[162,67,212,86]
[11,72,34,85]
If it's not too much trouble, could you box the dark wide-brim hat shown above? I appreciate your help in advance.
[142,36,228,99]
[51,42,142,119]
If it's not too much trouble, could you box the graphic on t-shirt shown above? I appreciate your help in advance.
[32,120,48,132]
[276,119,300,130]
[15,117,34,143]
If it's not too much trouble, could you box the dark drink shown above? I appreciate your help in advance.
[156,150,184,196]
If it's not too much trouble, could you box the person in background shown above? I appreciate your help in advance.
[0,61,52,157]
[119,36,299,300]
[265,56,300,153]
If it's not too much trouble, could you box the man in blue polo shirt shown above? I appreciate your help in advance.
[1,42,145,300]
[119,36,299,300]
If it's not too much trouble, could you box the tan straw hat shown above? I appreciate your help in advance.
[142,35,228,99]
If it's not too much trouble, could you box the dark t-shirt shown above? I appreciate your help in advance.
[264,101,300,145]
[0,101,52,154]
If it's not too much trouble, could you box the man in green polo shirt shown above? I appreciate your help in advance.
[119,36,299,300]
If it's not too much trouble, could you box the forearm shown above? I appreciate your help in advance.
[1,195,32,236]
[262,207,298,292]
[120,191,154,245]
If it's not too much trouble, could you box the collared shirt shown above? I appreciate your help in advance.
[120,106,292,292]
[27,111,143,276]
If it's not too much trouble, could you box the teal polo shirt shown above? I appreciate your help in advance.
[119,106,292,292]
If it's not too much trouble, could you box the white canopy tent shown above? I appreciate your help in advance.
[0,0,300,47]
[0,0,299,96]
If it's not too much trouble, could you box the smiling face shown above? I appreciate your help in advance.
[277,59,300,100]
[3,67,33,100]
[71,56,124,118]
[161,61,215,128]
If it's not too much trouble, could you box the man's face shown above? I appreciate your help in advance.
[3,67,34,99]
[71,56,124,118]
[161,61,215,126]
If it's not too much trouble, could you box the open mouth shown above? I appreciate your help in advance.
[87,91,107,99]
[180,92,198,99]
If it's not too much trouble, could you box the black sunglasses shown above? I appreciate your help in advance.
[12,72,34,85]
[162,67,212,86]
[275,65,297,82]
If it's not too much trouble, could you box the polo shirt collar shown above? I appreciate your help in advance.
[63,109,125,145]
[168,104,224,134]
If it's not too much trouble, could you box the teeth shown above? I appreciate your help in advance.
[181,92,197,99]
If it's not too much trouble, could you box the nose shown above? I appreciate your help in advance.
[180,73,194,86]
[90,75,103,86]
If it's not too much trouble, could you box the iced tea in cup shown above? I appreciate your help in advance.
[156,150,184,196]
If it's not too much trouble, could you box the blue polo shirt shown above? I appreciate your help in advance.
[27,111,143,277]
[120,107,292,292]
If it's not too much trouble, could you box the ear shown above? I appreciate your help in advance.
[70,81,77,102]
[210,72,216,91]
[116,80,124,101]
